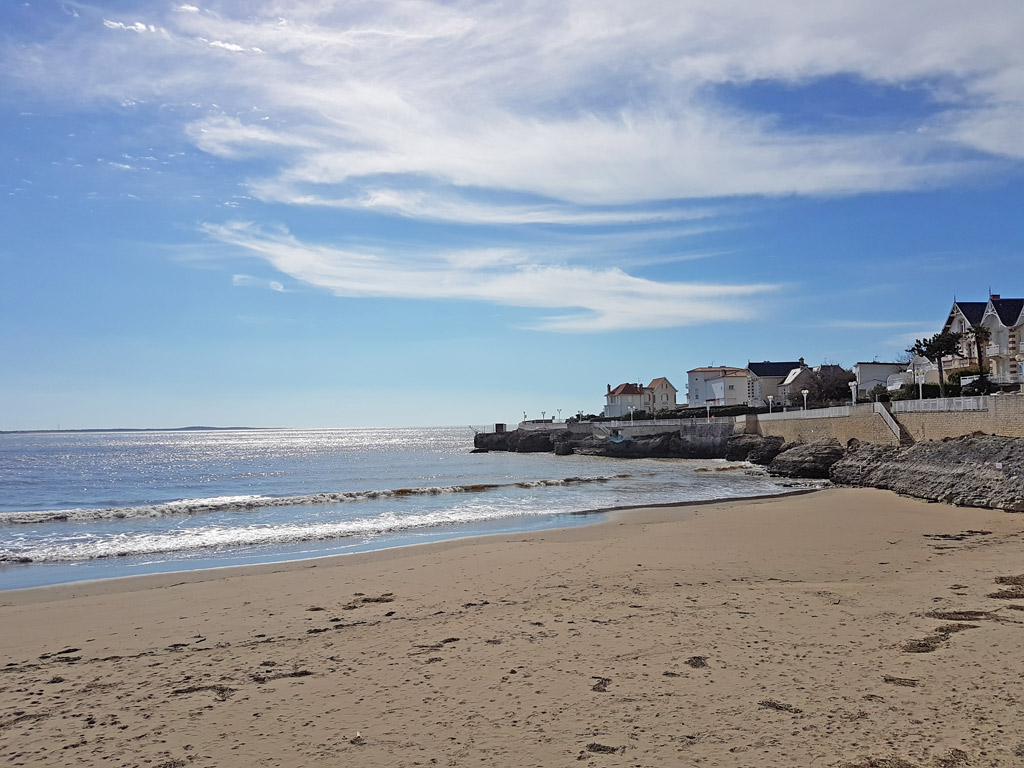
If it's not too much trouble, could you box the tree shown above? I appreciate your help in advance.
[907,331,962,398]
[969,324,992,382]
[806,365,856,405]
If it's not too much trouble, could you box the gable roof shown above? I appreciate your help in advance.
[608,383,644,396]
[991,298,1024,327]
[781,367,810,386]
[747,360,802,378]
[647,377,676,390]
[950,301,987,327]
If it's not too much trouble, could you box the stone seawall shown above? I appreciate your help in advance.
[897,397,1024,442]
[753,410,898,447]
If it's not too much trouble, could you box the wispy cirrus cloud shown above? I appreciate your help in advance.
[10,1,1023,204]
[5,1,1023,332]
[207,222,778,333]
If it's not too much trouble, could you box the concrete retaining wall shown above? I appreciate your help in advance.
[898,396,1024,441]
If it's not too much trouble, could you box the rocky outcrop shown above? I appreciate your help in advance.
[476,423,735,459]
[830,434,1024,511]
[726,434,785,465]
[473,429,566,453]
[768,439,846,479]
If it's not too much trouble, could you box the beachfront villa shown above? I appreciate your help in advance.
[889,294,1024,390]
[957,295,1024,384]
[603,378,679,417]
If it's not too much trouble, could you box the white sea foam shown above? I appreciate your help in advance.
[0,475,623,526]
[0,504,560,563]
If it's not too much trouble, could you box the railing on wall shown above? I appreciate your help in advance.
[891,396,989,413]
[872,402,902,441]
[755,406,854,421]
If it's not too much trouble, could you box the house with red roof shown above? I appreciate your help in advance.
[603,378,678,417]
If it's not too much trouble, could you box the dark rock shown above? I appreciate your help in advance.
[515,431,554,453]
[473,430,519,452]
[553,442,574,456]
[601,433,674,458]
[725,434,762,461]
[768,439,845,479]
[830,434,1024,512]
[726,434,785,464]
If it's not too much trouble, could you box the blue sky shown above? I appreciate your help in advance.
[2,1,1022,429]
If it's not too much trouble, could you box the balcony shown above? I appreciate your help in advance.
[961,373,1022,387]
[986,343,1006,357]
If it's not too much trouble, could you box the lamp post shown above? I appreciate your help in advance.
[849,381,858,405]
[801,389,809,411]
[767,395,774,414]
[1016,354,1024,394]
[628,406,635,424]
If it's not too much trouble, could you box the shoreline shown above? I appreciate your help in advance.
[0,487,822,602]
[3,487,1023,766]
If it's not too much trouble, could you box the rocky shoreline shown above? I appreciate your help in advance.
[474,428,1024,513]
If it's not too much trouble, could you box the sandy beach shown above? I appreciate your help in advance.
[2,487,1023,767]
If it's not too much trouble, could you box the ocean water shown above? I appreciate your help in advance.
[0,427,801,590]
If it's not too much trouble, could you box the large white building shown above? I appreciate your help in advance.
[685,366,746,408]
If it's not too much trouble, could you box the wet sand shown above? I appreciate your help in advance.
[2,487,1023,767]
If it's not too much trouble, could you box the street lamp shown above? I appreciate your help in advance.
[849,381,858,405]
[801,389,809,411]
[767,395,774,414]
[1016,354,1024,393]
[628,405,635,423]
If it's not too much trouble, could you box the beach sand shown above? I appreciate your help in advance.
[2,487,1023,767]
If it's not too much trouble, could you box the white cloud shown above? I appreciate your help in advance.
[207,40,245,53]
[22,1,1019,209]
[232,273,286,292]
[211,222,777,332]
[102,20,160,34]
[8,1,1024,332]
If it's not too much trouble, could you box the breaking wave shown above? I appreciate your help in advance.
[0,474,625,526]
[0,504,589,564]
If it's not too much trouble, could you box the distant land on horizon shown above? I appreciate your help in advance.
[0,426,269,436]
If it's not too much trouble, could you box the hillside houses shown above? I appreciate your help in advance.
[593,293,1024,420]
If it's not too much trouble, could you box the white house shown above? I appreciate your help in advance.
[938,294,1024,385]
[685,366,745,408]
[976,295,1024,383]
[603,382,646,418]
[706,371,749,407]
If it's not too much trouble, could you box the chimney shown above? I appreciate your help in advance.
[799,357,806,366]
[607,384,611,394]
[991,294,1001,300]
